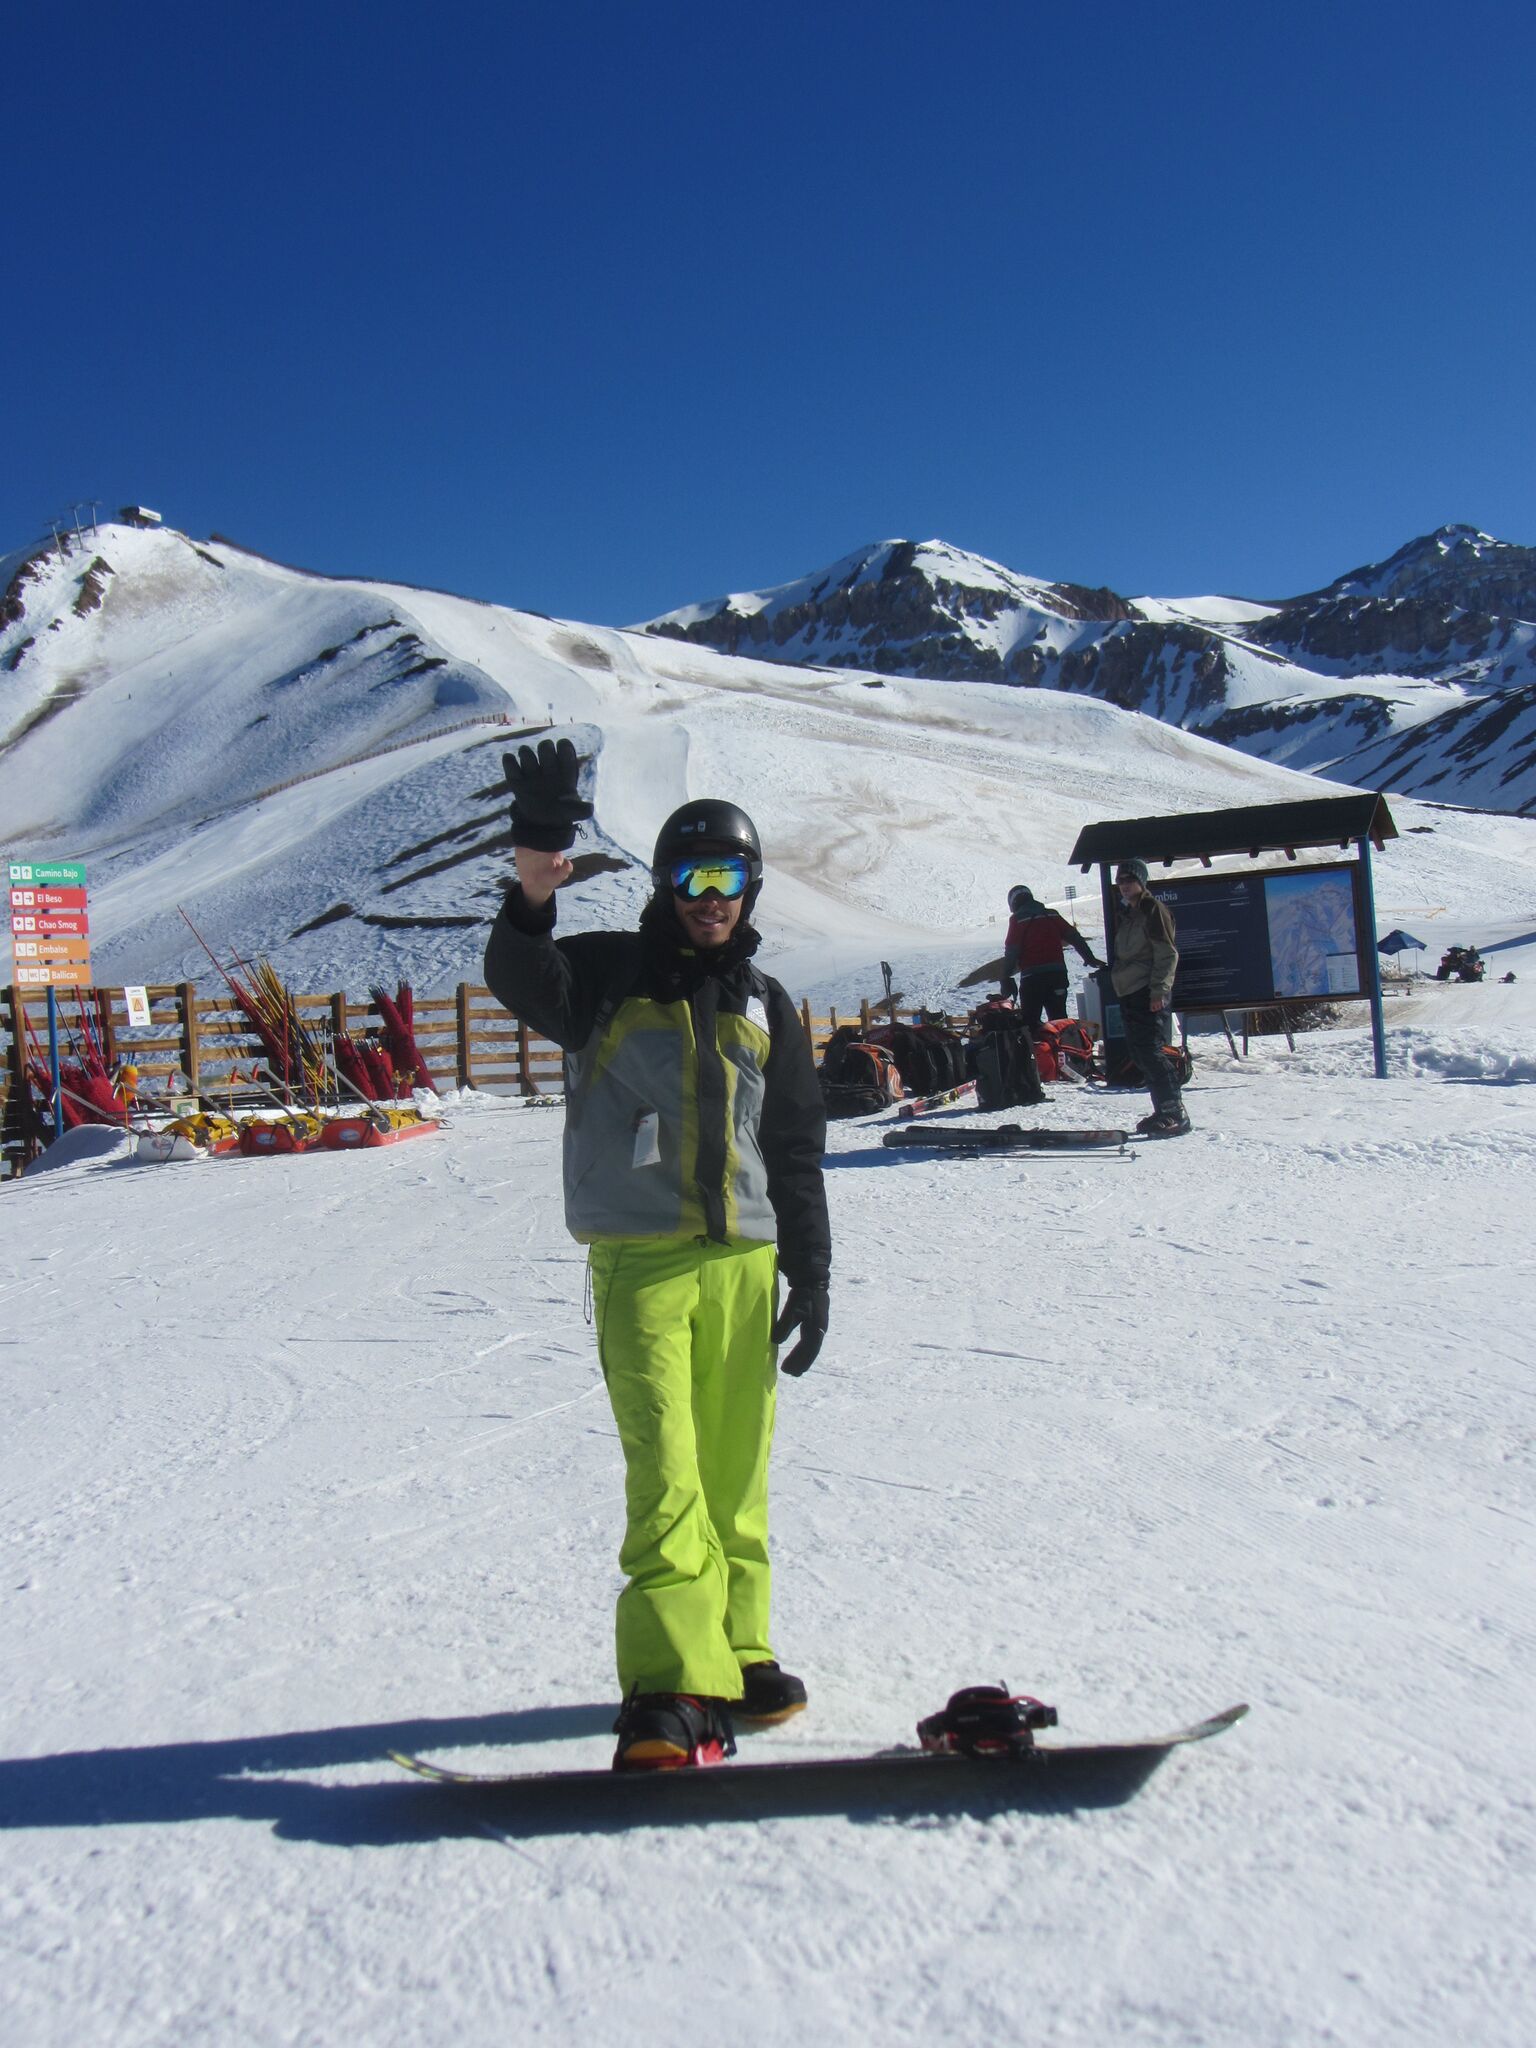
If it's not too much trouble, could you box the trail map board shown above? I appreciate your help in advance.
[1153,862,1365,1011]
[1072,793,1395,1078]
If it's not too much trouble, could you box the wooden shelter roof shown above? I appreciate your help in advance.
[1069,793,1397,871]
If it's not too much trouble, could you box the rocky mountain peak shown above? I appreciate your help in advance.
[1302,525,1536,614]
[641,526,1536,815]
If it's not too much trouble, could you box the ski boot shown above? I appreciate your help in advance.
[611,1690,737,1771]
[916,1683,1058,1759]
[1136,1106,1191,1138]
[735,1660,809,1724]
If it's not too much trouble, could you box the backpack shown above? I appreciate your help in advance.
[1036,1017,1098,1082]
[1104,1039,1194,1089]
[862,1022,944,1097]
[915,1022,967,1090]
[859,1020,968,1102]
[965,1004,1045,1110]
[819,1027,904,1118]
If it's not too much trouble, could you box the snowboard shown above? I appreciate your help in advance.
[883,1122,1132,1155]
[388,1704,1247,1830]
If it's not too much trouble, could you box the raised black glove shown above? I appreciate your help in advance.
[772,1281,829,1377]
[504,738,593,852]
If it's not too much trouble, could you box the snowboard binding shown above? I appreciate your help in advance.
[916,1683,1059,1759]
[611,1689,737,1772]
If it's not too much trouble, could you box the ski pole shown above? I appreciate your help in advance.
[248,1064,327,1122]
[45,1076,157,1136]
[173,1065,292,1125]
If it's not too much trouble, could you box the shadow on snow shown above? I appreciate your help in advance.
[0,1703,612,1849]
[0,1701,1171,1844]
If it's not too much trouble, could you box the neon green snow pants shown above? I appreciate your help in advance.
[589,1236,779,1700]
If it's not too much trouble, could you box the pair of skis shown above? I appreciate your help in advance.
[884,1122,1133,1158]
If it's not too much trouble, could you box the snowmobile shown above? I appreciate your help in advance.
[1436,945,1485,983]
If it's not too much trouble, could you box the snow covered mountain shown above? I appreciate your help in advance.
[641,528,1536,816]
[4,518,1534,998]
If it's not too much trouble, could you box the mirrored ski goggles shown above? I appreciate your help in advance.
[667,855,754,900]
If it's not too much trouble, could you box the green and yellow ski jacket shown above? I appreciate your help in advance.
[484,892,830,1287]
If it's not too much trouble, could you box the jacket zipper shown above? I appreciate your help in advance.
[690,978,729,1243]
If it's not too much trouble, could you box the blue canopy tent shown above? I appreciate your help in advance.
[1377,929,1426,975]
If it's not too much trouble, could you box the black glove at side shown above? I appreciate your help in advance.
[504,738,594,852]
[1001,974,1018,1000]
[772,1281,829,1377]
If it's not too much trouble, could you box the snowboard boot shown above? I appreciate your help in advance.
[611,1690,736,1771]
[1137,1106,1191,1138]
[735,1660,809,1724]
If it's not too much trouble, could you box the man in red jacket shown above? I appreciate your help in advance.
[1002,885,1103,1030]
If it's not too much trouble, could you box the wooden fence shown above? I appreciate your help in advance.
[1,981,911,1181]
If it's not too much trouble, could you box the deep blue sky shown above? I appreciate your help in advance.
[6,1,1533,623]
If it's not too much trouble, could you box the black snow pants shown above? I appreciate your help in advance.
[1119,987,1182,1114]
[1017,966,1069,1032]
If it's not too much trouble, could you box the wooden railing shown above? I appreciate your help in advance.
[1,982,918,1180]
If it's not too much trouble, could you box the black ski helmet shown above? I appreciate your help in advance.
[1007,884,1039,916]
[651,799,764,911]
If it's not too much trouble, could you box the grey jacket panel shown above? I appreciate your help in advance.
[563,1011,687,1239]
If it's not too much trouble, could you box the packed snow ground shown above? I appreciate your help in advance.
[3,964,1534,2047]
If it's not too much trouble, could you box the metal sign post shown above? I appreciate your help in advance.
[46,988,63,1136]
[1355,835,1388,1081]
[1097,863,1124,1065]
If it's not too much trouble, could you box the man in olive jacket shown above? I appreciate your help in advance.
[484,743,830,1769]
[1109,858,1190,1136]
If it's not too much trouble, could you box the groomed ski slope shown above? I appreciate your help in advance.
[3,970,1533,2047]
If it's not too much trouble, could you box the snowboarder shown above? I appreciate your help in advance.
[1001,885,1104,1030]
[484,740,831,1770]
[1108,860,1189,1137]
